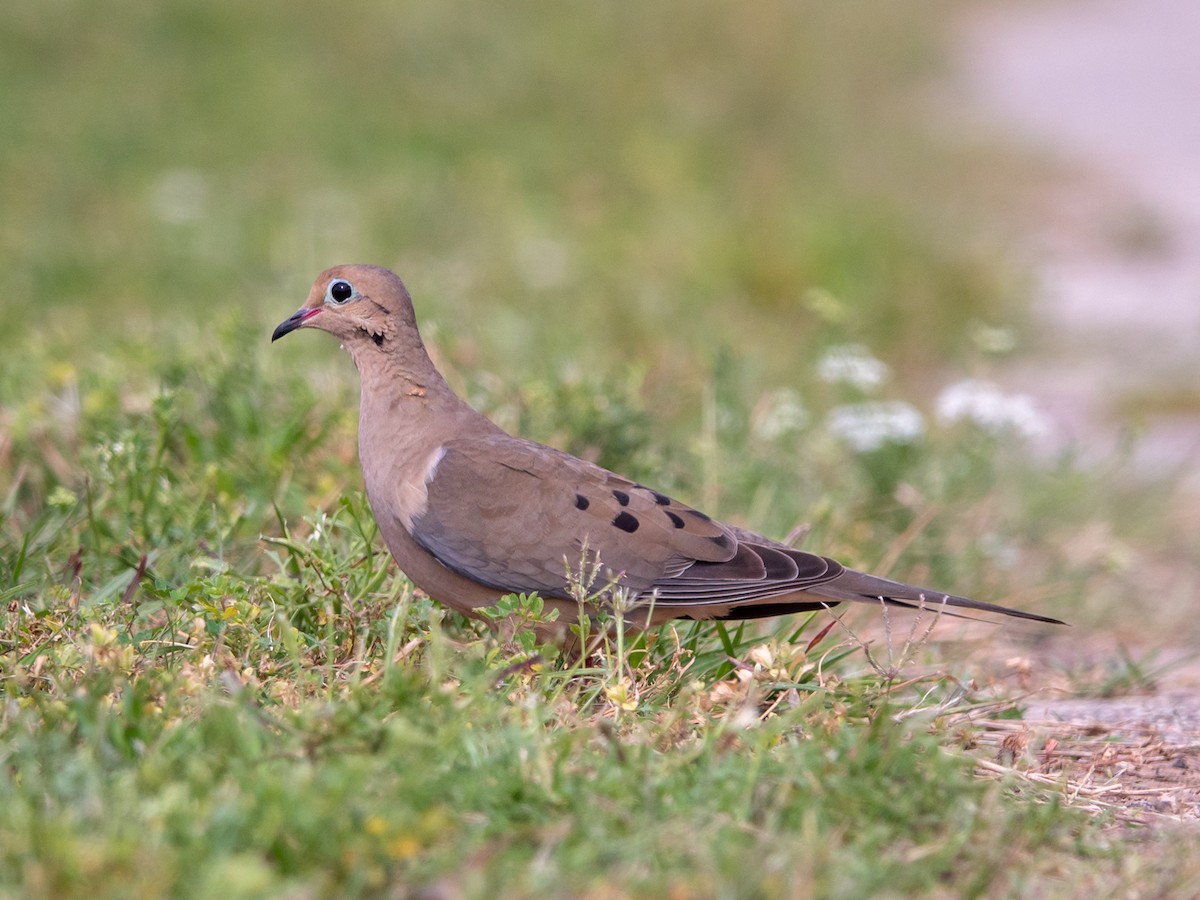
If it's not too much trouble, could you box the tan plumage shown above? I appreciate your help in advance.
[272,265,1063,637]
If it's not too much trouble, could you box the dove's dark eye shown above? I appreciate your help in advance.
[327,280,354,304]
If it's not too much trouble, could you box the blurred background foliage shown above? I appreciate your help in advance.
[10,0,1172,642]
[2,0,1016,374]
[5,1,1195,894]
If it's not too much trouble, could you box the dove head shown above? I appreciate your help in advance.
[272,265,423,359]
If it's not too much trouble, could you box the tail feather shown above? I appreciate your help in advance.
[811,569,1065,625]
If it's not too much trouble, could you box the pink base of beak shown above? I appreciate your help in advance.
[271,306,325,342]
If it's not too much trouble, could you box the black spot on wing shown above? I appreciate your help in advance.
[633,485,672,505]
[665,511,685,529]
[612,490,630,506]
[707,533,733,550]
[612,511,640,533]
[575,494,590,510]
[687,509,711,523]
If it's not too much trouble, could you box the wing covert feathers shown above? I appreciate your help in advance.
[409,435,1064,625]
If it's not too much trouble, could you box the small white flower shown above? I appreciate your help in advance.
[748,644,775,670]
[816,344,889,389]
[751,388,809,441]
[936,380,1049,440]
[826,401,925,453]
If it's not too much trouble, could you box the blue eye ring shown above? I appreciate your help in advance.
[326,279,354,304]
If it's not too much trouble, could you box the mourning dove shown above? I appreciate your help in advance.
[272,265,1063,637]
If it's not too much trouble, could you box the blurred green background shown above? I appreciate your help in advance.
[7,2,1196,895]
[18,0,1187,655]
[2,0,1016,376]
[5,0,1091,609]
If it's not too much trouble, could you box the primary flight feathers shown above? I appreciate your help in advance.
[273,265,1063,634]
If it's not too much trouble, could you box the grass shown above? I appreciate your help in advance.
[2,0,1196,896]
[0,601,1097,897]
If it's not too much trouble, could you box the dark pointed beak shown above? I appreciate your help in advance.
[271,307,321,342]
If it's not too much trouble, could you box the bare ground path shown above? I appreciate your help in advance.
[952,0,1200,824]
[962,0,1200,471]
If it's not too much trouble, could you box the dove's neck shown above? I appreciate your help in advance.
[357,345,482,442]
[353,343,500,527]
